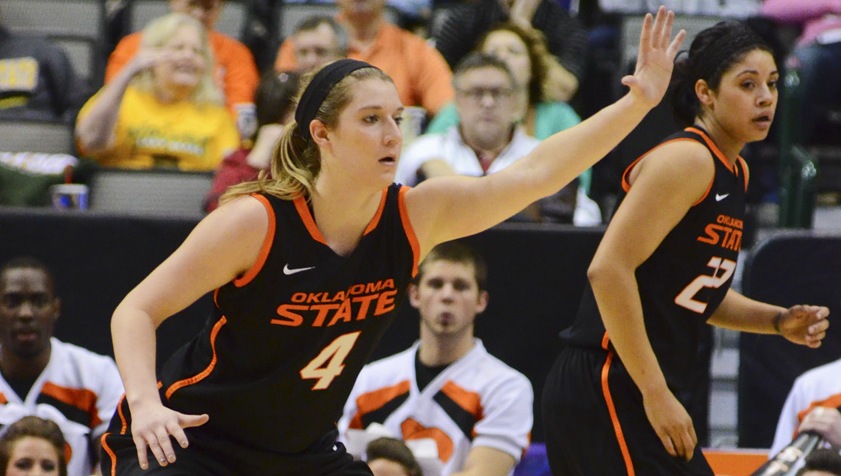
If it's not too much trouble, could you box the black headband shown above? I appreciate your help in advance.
[295,59,377,140]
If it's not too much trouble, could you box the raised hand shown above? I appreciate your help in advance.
[130,400,209,470]
[778,304,830,348]
[127,47,178,77]
[621,6,686,110]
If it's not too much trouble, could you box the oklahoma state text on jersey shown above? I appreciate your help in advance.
[154,184,419,454]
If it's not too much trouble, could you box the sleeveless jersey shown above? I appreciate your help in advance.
[157,184,419,453]
[561,127,749,391]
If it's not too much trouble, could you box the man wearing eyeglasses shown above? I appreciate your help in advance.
[0,257,123,476]
[396,52,597,224]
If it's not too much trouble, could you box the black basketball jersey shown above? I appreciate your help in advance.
[157,184,418,454]
[562,127,748,391]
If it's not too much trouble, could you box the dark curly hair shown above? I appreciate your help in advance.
[670,21,773,126]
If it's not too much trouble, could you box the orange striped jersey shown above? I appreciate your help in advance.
[562,127,749,392]
[771,358,841,456]
[157,184,419,454]
[338,340,533,474]
[0,338,124,476]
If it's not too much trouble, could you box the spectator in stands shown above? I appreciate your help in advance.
[426,22,590,193]
[0,416,67,476]
[106,0,259,141]
[205,70,300,212]
[274,0,454,116]
[772,357,841,456]
[761,0,841,145]
[0,257,123,475]
[598,0,761,17]
[365,437,423,476]
[432,0,588,102]
[396,53,600,224]
[797,448,841,476]
[290,16,348,73]
[0,23,89,123]
[339,241,533,476]
[76,13,239,171]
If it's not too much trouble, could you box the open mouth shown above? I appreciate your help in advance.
[378,156,396,165]
[752,114,773,125]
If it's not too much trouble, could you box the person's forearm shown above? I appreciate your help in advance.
[707,290,785,334]
[76,65,137,153]
[590,263,668,396]
[523,92,651,199]
[111,304,161,410]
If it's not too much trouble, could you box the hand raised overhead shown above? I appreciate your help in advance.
[622,6,687,109]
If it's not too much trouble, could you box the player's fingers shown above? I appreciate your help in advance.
[153,428,176,466]
[179,412,209,429]
[810,318,830,334]
[145,436,168,468]
[167,421,191,449]
[133,436,150,470]
[659,432,677,457]
[638,12,654,53]
[667,29,687,58]
[678,430,696,461]
[657,9,675,49]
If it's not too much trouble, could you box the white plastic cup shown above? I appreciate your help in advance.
[50,184,89,210]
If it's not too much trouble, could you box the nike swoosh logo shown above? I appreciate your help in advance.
[283,264,315,275]
[715,193,730,202]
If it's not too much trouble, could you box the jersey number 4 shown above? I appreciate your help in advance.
[300,331,361,390]
[674,257,736,314]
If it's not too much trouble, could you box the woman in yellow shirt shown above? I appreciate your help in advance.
[76,13,238,171]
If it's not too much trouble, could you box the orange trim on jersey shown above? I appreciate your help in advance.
[620,137,696,193]
[686,127,740,174]
[0,392,7,405]
[401,417,455,462]
[398,186,420,277]
[601,350,635,476]
[737,156,750,192]
[622,131,732,206]
[440,381,484,429]
[41,382,102,428]
[233,194,276,287]
[350,380,412,429]
[294,194,328,245]
[363,188,388,236]
[796,393,841,429]
[115,394,128,434]
[601,331,611,351]
[165,316,228,400]
[101,433,117,476]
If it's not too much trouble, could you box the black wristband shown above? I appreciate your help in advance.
[773,312,783,334]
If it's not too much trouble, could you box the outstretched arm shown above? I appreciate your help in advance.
[111,196,267,469]
[406,6,686,257]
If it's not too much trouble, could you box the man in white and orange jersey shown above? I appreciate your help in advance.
[338,241,533,476]
[0,257,123,476]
